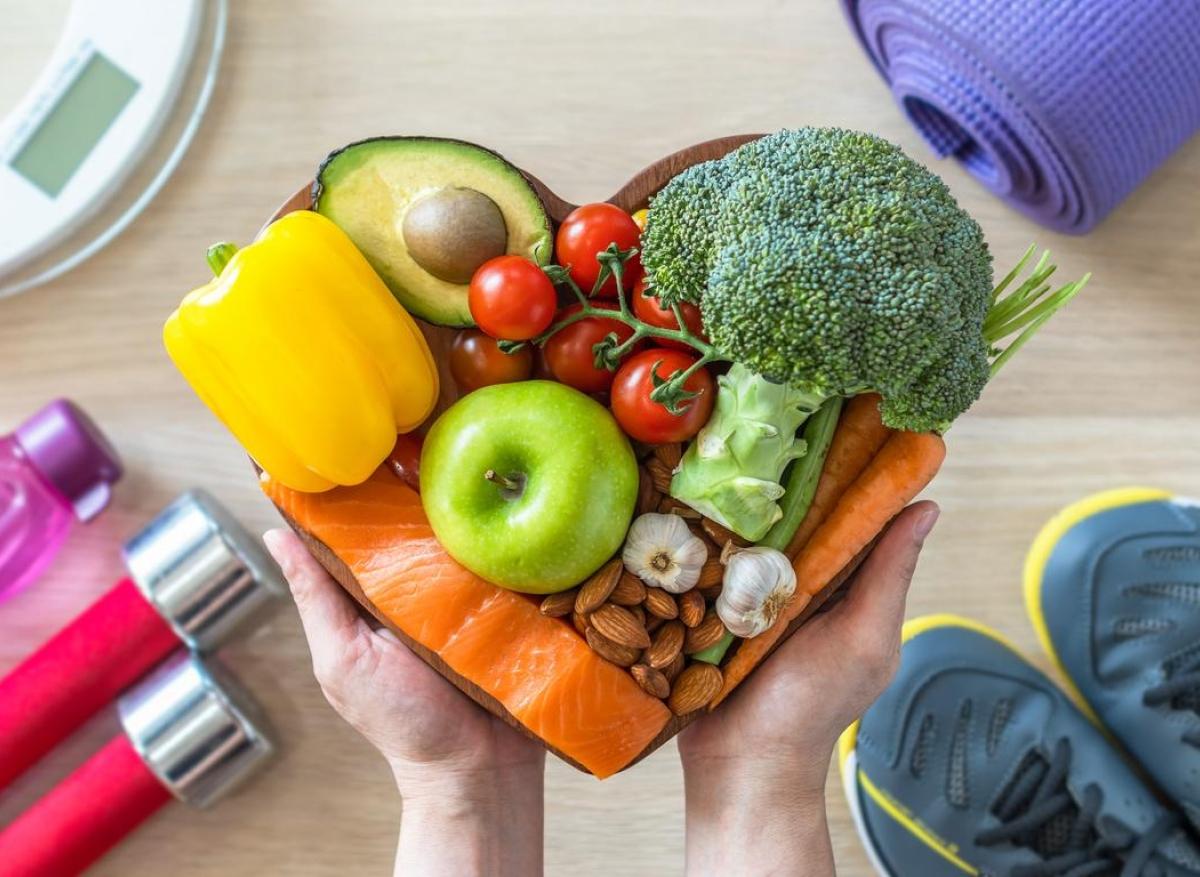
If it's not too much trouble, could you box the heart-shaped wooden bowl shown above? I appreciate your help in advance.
[262,135,870,774]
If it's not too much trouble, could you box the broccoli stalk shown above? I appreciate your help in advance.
[669,364,823,541]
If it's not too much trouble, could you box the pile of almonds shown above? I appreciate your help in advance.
[539,443,750,716]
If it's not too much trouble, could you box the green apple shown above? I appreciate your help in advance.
[420,380,637,594]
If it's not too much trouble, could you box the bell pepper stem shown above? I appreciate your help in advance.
[206,242,240,276]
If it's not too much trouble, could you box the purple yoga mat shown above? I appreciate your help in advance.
[841,0,1200,233]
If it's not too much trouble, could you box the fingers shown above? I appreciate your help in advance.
[822,501,938,684]
[839,501,938,629]
[263,528,367,676]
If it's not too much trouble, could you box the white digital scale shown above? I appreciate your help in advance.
[0,0,226,298]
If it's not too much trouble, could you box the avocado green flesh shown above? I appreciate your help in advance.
[315,138,552,327]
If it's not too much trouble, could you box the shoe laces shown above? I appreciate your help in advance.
[1143,652,1200,748]
[975,738,1178,877]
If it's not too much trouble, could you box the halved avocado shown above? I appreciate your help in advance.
[313,137,552,326]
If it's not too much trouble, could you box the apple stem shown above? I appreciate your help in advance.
[484,469,524,496]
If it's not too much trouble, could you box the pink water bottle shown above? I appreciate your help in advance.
[0,400,122,600]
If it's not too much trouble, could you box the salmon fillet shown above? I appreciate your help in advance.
[264,467,670,778]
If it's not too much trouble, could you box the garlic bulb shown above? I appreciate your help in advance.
[622,513,708,594]
[716,546,797,637]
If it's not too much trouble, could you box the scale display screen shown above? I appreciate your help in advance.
[10,52,139,198]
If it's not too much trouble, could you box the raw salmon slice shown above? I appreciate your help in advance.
[264,467,670,778]
[522,648,673,776]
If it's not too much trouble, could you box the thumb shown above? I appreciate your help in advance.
[263,528,366,673]
[820,501,939,667]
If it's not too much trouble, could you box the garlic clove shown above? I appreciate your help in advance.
[622,513,709,594]
[715,546,797,638]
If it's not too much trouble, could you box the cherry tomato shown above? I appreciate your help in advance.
[449,328,533,393]
[387,434,424,492]
[610,348,715,444]
[555,203,643,298]
[631,279,706,351]
[543,304,637,394]
[468,255,557,340]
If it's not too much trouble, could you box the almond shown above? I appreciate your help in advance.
[629,604,647,627]
[645,456,675,495]
[643,587,678,620]
[539,590,578,618]
[698,557,725,589]
[687,520,718,552]
[646,614,666,634]
[586,628,640,667]
[658,495,701,520]
[610,571,647,606]
[590,603,651,650]
[575,558,623,615]
[636,466,661,516]
[668,663,723,715]
[678,590,706,628]
[644,620,685,669]
[685,609,729,654]
[662,652,686,683]
[572,610,590,637]
[630,663,671,699]
[652,442,683,470]
[701,516,750,550]
[697,583,723,602]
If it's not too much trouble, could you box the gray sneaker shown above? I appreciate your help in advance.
[1026,488,1200,828]
[839,615,1200,876]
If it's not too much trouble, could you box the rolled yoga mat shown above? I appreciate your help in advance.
[841,0,1200,233]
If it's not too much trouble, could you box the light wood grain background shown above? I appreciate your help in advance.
[2,1,1198,874]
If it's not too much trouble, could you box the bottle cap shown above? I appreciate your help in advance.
[14,399,123,522]
[122,490,285,651]
[118,651,275,808]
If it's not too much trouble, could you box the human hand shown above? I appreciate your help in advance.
[263,528,544,877]
[676,502,939,876]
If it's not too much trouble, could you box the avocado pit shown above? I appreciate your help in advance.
[402,187,508,284]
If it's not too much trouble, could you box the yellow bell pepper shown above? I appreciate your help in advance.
[164,210,439,492]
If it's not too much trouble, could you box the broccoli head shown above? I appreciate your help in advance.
[642,127,995,433]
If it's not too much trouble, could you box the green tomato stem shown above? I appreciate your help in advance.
[607,327,647,362]
[649,350,721,411]
[613,263,632,320]
[531,290,720,360]
[532,245,724,415]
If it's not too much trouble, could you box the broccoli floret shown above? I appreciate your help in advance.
[645,128,1085,539]
[639,158,733,302]
[644,128,994,432]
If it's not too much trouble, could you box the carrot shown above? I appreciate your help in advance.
[784,393,891,560]
[711,429,946,707]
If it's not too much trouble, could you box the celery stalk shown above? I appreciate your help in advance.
[693,631,735,665]
[757,396,843,551]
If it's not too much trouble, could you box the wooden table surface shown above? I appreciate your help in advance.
[2,1,1198,874]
